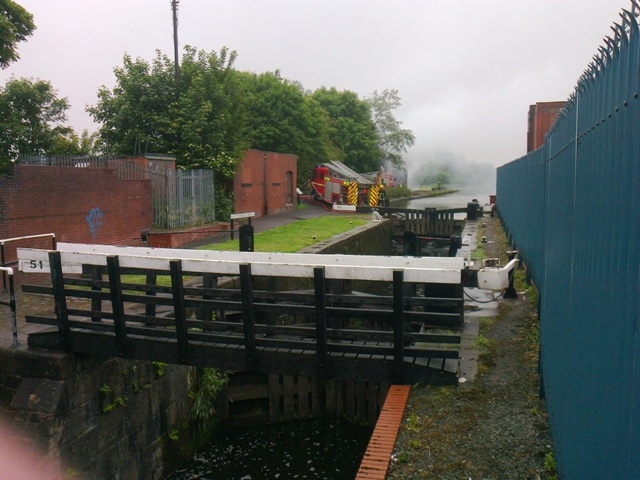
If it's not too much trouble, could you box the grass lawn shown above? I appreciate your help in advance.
[200,214,370,253]
[120,214,369,286]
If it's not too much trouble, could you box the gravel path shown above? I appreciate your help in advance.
[387,217,555,480]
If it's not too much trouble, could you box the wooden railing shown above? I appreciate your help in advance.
[18,244,465,384]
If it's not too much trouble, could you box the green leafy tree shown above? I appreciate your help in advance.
[173,46,248,176]
[0,77,69,171]
[88,46,248,220]
[238,71,333,185]
[311,87,382,173]
[0,0,35,69]
[88,47,247,174]
[49,129,101,156]
[366,89,415,169]
[414,162,454,188]
[88,51,178,156]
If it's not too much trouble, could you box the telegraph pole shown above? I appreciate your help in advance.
[171,0,180,81]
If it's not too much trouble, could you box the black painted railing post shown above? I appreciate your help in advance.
[170,260,189,364]
[200,273,216,321]
[90,265,103,323]
[393,269,405,383]
[239,263,256,370]
[107,256,127,357]
[314,267,328,373]
[48,251,70,350]
[145,271,157,318]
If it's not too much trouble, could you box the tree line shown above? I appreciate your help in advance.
[1,3,414,195]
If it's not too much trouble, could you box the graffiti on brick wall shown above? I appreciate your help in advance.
[86,207,104,241]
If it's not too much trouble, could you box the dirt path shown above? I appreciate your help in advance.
[387,217,555,480]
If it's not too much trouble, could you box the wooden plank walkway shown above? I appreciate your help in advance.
[355,384,411,479]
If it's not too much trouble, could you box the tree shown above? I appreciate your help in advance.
[49,129,100,156]
[88,51,178,156]
[173,46,248,176]
[88,47,247,174]
[237,71,333,185]
[0,0,35,69]
[0,77,69,171]
[366,89,415,170]
[311,87,382,173]
[88,46,249,220]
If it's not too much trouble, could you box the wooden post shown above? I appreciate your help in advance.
[107,256,127,357]
[393,269,405,383]
[48,251,70,350]
[239,263,256,370]
[269,374,281,422]
[170,260,189,364]
[314,267,327,373]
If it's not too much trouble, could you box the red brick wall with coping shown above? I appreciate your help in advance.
[0,164,152,265]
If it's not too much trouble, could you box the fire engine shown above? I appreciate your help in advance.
[310,161,387,207]
[379,172,395,187]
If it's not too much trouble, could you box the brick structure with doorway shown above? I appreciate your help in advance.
[233,149,297,217]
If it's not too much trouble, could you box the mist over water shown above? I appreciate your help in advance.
[402,182,496,211]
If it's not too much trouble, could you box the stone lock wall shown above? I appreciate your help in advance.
[0,348,197,480]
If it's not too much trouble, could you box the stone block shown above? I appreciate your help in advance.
[10,377,65,414]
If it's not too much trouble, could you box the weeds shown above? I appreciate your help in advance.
[153,361,166,377]
[405,414,422,432]
[473,333,493,355]
[103,396,127,413]
[545,452,558,479]
[189,368,230,428]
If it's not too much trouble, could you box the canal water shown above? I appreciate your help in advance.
[400,183,496,213]
[166,417,371,480]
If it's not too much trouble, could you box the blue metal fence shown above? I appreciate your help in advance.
[497,4,640,478]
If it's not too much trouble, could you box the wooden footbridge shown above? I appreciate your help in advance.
[18,244,466,384]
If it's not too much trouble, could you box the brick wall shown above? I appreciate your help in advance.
[0,165,152,262]
[527,101,566,152]
[234,150,297,217]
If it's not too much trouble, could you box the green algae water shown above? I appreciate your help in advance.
[167,417,371,480]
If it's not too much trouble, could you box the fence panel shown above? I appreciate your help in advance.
[496,7,640,479]
[152,169,216,229]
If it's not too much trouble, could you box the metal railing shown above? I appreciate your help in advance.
[1,233,56,291]
[0,266,19,348]
[496,4,640,478]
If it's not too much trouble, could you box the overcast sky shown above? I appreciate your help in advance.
[0,1,628,174]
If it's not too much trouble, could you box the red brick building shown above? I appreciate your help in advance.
[233,149,297,217]
[527,101,566,152]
